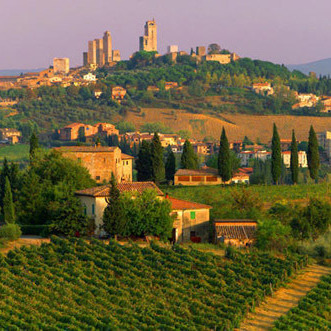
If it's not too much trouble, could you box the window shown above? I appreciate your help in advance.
[83,205,87,215]
[190,211,196,220]
[92,204,95,215]
[190,231,196,238]
[96,176,100,181]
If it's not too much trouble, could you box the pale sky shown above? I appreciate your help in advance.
[1,0,331,69]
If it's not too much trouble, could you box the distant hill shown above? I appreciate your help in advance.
[287,58,331,76]
[0,68,45,76]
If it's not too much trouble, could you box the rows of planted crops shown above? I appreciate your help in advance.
[0,237,307,330]
[273,273,331,330]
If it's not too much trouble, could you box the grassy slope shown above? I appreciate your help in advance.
[162,183,331,219]
[0,144,29,162]
[123,108,331,142]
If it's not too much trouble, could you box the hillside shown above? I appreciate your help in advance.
[287,58,331,76]
[0,237,306,329]
[123,108,331,142]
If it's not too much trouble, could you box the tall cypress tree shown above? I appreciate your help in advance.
[151,133,165,184]
[103,173,125,237]
[0,158,10,210]
[136,140,152,181]
[290,129,299,184]
[181,140,199,169]
[307,125,320,181]
[29,131,39,157]
[218,127,231,182]
[3,176,15,224]
[271,123,282,184]
[165,145,176,182]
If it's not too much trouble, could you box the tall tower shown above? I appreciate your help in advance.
[88,40,97,65]
[95,38,104,66]
[139,19,157,52]
[103,31,112,64]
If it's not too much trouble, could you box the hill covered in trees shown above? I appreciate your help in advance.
[1,54,331,142]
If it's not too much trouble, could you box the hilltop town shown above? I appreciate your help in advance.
[0,16,330,331]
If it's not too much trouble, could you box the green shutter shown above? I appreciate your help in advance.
[92,204,95,215]
[190,211,196,219]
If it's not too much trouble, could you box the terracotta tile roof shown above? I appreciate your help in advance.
[75,181,164,197]
[121,153,135,160]
[175,167,218,177]
[215,225,256,240]
[54,146,119,153]
[166,196,212,210]
[64,123,85,129]
[214,220,257,239]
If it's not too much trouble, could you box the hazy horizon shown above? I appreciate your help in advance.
[1,0,331,70]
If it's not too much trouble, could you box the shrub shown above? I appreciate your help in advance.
[0,224,22,240]
[20,224,50,237]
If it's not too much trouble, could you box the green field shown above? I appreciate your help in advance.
[162,183,331,219]
[273,274,331,330]
[0,237,306,330]
[0,144,29,162]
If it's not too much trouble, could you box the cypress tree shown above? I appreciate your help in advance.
[218,127,232,182]
[0,158,10,210]
[3,176,15,224]
[181,140,199,169]
[103,173,125,237]
[136,140,152,181]
[290,129,299,184]
[165,145,176,182]
[29,131,39,157]
[151,133,165,184]
[271,123,282,184]
[307,125,320,180]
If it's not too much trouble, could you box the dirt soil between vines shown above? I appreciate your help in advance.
[239,264,331,331]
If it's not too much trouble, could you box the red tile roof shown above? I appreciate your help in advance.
[121,153,135,160]
[75,181,164,197]
[63,123,85,129]
[167,196,212,210]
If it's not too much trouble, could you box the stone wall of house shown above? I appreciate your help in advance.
[62,148,123,183]
[173,209,210,242]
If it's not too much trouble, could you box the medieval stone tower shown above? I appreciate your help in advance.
[139,19,157,52]
[103,31,112,64]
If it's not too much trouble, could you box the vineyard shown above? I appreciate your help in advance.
[273,274,331,330]
[0,237,307,330]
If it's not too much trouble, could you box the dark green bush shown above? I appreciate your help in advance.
[0,224,22,240]
[19,224,50,237]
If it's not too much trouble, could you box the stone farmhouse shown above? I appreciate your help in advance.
[174,167,252,186]
[75,182,212,242]
[54,145,133,183]
[0,128,21,144]
[317,130,331,160]
[214,220,257,247]
[251,82,274,96]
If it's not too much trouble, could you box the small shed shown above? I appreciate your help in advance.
[214,219,257,247]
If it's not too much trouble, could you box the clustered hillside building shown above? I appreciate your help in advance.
[59,122,119,141]
[75,182,212,242]
[0,128,21,144]
[54,145,133,183]
[53,58,70,74]
[239,150,308,168]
